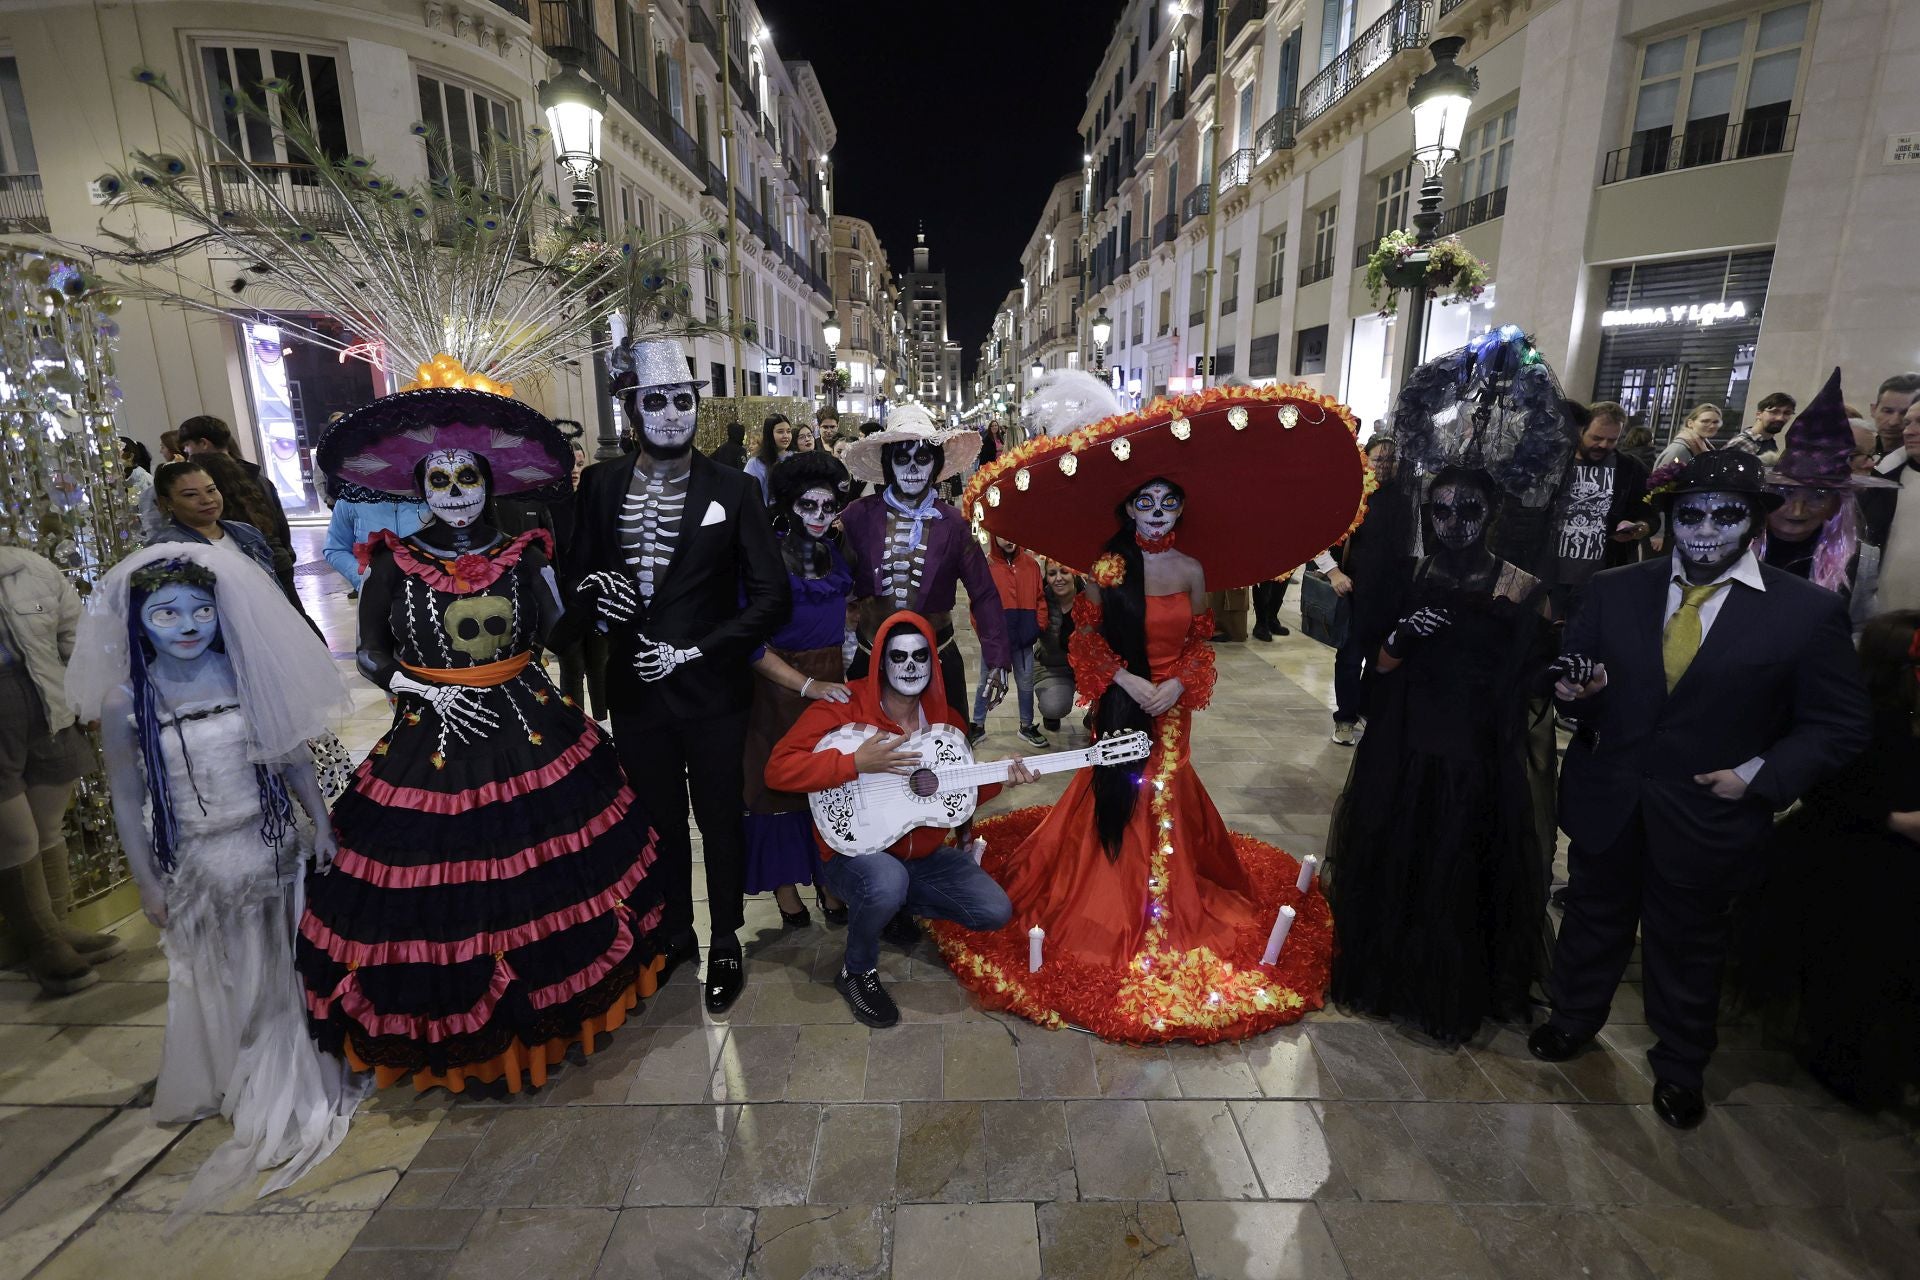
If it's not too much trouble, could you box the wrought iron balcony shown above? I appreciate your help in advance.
[1254,108,1297,164]
[1298,254,1336,287]
[1602,114,1797,184]
[0,173,49,233]
[1218,147,1254,195]
[1154,212,1178,246]
[688,3,720,57]
[1225,0,1269,44]
[1354,234,1383,269]
[1297,0,1431,129]
[1180,182,1211,225]
[1220,293,1238,316]
[486,0,530,17]
[1434,184,1507,234]
[1189,309,1206,327]
[538,1,702,179]
[204,163,349,232]
[1131,237,1150,266]
[1256,276,1283,303]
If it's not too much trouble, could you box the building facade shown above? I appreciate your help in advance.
[0,0,838,518]
[827,213,906,423]
[1072,0,1918,439]
[1018,174,1087,386]
[896,229,963,417]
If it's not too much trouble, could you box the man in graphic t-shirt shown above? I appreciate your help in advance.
[1547,402,1650,624]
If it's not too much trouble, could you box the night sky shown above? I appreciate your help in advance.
[768,0,1127,380]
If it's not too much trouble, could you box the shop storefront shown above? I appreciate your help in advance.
[1590,250,1774,441]
[237,315,386,521]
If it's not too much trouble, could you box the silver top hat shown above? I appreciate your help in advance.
[627,338,706,391]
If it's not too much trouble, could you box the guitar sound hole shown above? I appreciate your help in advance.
[908,767,940,798]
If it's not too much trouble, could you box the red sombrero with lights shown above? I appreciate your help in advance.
[963,384,1374,589]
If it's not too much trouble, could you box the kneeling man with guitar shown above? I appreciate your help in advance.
[768,610,1147,1027]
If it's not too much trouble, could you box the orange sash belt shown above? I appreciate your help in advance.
[399,653,530,687]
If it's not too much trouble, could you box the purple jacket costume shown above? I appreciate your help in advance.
[839,492,1012,670]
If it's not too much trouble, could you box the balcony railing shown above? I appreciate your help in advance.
[1218,147,1255,195]
[1434,184,1508,234]
[1220,293,1238,316]
[1299,254,1336,287]
[1131,237,1150,266]
[0,173,49,233]
[1298,0,1431,129]
[204,163,349,231]
[1354,234,1383,269]
[1602,114,1798,184]
[1189,309,1206,327]
[538,1,703,180]
[1141,126,1160,158]
[1225,0,1269,44]
[1254,108,1297,164]
[1154,212,1178,246]
[688,3,720,56]
[1256,276,1283,303]
[1180,182,1211,225]
[485,0,530,17]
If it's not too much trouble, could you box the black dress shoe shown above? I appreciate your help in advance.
[1252,624,1274,642]
[817,894,849,927]
[704,952,745,1013]
[1527,1023,1591,1063]
[658,933,700,982]
[1652,1080,1706,1129]
[779,905,812,929]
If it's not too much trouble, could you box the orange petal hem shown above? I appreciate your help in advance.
[345,952,664,1094]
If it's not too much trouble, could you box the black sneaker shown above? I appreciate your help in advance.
[836,966,900,1028]
[1017,724,1049,749]
[967,722,987,747]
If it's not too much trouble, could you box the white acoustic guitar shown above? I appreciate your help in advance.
[807,724,1153,858]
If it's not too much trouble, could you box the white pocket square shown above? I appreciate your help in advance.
[700,500,727,527]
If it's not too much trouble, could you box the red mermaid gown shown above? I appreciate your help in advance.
[929,594,1332,1043]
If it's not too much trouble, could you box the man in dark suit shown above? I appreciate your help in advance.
[1530,450,1869,1127]
[559,339,790,1013]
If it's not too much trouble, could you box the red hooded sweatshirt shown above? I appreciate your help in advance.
[765,609,1001,861]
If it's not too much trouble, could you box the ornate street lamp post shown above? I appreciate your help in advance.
[538,59,616,457]
[1397,37,1479,392]
[1090,306,1112,378]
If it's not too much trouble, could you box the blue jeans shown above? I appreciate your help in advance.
[815,846,1013,974]
[973,644,1036,727]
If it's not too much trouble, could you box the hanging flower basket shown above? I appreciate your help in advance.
[1364,231,1490,317]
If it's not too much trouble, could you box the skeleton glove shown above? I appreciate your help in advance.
[634,634,701,683]
[581,570,640,626]
[388,672,502,744]
[1383,606,1454,659]
[1548,653,1598,689]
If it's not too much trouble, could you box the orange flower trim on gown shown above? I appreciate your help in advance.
[928,594,1333,1043]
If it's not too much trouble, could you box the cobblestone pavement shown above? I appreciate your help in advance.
[2,533,1915,1278]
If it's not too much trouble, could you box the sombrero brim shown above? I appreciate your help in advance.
[317,388,573,500]
[843,429,982,485]
[963,387,1371,590]
[1764,469,1900,491]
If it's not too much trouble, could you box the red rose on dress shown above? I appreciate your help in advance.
[452,554,490,587]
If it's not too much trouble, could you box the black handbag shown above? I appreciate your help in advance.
[1299,572,1350,649]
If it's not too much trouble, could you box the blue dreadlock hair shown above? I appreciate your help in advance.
[128,558,294,875]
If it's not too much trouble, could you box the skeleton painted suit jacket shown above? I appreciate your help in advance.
[839,493,1012,670]
[557,450,790,722]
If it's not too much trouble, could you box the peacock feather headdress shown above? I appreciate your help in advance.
[91,67,729,394]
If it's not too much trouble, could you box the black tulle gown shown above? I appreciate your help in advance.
[1326,559,1552,1044]
[297,530,661,1092]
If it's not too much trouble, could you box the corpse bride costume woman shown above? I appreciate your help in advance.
[68,543,361,1215]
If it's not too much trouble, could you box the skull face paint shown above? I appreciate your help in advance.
[443,595,512,660]
[422,448,487,528]
[141,583,219,662]
[881,630,933,699]
[884,442,939,502]
[791,486,839,540]
[1429,481,1490,553]
[1671,491,1754,575]
[1128,481,1185,544]
[635,382,699,458]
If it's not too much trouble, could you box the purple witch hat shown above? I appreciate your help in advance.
[1768,368,1896,491]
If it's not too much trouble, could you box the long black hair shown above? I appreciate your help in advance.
[767,451,850,576]
[756,414,790,469]
[1092,476,1184,859]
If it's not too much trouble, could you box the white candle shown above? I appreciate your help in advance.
[1028,926,1045,972]
[1261,906,1296,966]
[1295,855,1318,894]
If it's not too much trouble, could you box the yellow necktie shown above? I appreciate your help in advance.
[1662,580,1729,691]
